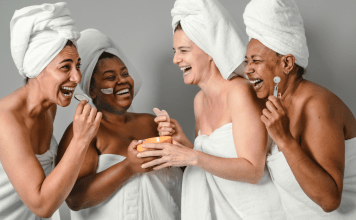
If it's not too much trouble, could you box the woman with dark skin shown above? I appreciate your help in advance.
[56,29,182,220]
[0,3,101,219]
[243,0,356,219]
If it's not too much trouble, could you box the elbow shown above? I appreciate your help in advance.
[31,204,58,218]
[320,197,341,213]
[66,196,82,211]
[246,168,264,184]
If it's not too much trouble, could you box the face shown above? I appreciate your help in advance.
[244,39,284,99]
[173,30,212,85]
[90,56,134,113]
[36,45,81,107]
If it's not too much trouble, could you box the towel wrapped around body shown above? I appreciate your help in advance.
[171,0,248,79]
[182,123,286,220]
[10,2,80,78]
[267,137,356,220]
[71,154,183,220]
[0,136,60,220]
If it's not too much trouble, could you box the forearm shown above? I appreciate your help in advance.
[66,159,134,210]
[180,135,194,149]
[195,151,264,183]
[280,138,342,211]
[30,138,89,217]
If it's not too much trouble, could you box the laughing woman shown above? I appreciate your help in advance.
[0,3,101,220]
[56,29,182,220]
[137,0,286,219]
[243,0,356,219]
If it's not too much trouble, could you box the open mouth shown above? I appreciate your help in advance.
[116,88,130,96]
[60,86,75,97]
[249,78,263,89]
[180,66,192,75]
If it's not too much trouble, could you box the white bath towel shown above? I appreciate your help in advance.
[171,0,248,80]
[267,137,356,219]
[71,154,182,220]
[0,136,60,220]
[243,0,309,68]
[182,123,286,220]
[10,2,80,78]
[77,29,142,98]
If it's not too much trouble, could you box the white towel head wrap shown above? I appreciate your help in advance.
[10,2,80,78]
[243,0,309,68]
[171,0,248,80]
[77,29,142,98]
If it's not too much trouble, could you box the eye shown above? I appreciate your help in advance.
[122,72,129,77]
[253,60,261,64]
[61,65,70,70]
[106,75,116,81]
[76,63,81,70]
[244,60,248,64]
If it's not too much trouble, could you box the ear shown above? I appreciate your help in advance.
[281,54,295,75]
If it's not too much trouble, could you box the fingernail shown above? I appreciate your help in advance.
[141,165,146,168]
[278,93,281,98]
[137,153,141,157]
[138,140,143,143]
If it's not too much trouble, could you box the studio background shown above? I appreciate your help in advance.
[0,0,355,219]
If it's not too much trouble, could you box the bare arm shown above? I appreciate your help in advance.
[140,84,267,183]
[0,101,101,218]
[263,96,344,212]
[57,125,156,211]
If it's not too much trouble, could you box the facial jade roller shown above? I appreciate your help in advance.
[273,76,281,97]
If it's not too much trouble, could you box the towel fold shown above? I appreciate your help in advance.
[182,123,286,220]
[171,0,248,80]
[243,0,309,68]
[10,2,80,78]
[77,29,142,97]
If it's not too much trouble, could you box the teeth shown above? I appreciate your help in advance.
[249,79,262,84]
[63,92,72,97]
[61,87,75,91]
[180,66,191,71]
[117,89,129,95]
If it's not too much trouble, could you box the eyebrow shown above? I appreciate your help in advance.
[173,46,191,50]
[102,66,127,75]
[245,55,261,59]
[60,58,81,64]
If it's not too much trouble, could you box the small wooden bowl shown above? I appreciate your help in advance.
[137,136,172,152]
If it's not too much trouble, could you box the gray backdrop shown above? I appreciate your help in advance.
[0,0,355,219]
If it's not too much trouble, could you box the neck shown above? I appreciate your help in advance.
[281,75,303,111]
[22,80,54,117]
[101,108,130,125]
[198,68,228,103]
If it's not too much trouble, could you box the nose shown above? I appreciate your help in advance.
[244,61,253,76]
[70,67,81,83]
[173,52,182,65]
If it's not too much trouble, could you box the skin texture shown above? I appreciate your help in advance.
[56,56,158,211]
[0,45,102,218]
[138,30,268,184]
[245,38,356,212]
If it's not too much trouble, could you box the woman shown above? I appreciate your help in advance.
[56,29,182,220]
[243,0,356,219]
[0,3,101,220]
[138,0,286,219]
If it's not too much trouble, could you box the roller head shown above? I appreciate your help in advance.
[273,76,281,84]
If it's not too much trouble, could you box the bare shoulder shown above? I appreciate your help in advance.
[227,77,263,109]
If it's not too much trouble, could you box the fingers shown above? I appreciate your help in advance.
[87,107,98,122]
[262,108,273,119]
[268,95,284,111]
[159,131,174,136]
[141,157,166,169]
[137,149,166,158]
[154,116,168,123]
[128,140,143,150]
[140,143,166,150]
[74,100,88,116]
[94,112,102,125]
[153,162,172,171]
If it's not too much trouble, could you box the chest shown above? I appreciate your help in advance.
[95,122,157,156]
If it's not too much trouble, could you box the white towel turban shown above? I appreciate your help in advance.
[171,0,248,80]
[10,2,80,78]
[243,0,309,68]
[77,29,142,98]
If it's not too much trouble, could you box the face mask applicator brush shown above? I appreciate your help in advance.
[273,76,281,98]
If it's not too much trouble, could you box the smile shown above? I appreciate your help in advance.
[180,66,192,75]
[60,86,75,97]
[249,78,263,90]
[116,88,130,95]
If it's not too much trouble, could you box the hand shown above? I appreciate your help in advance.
[261,95,293,148]
[137,140,198,170]
[125,140,157,174]
[155,117,186,144]
[72,100,102,145]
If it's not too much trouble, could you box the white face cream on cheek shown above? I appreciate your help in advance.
[101,88,114,94]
